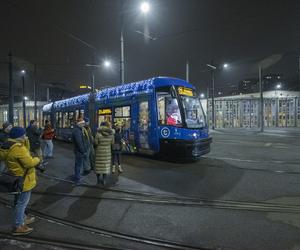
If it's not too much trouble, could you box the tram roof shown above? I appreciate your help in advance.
[95,77,193,101]
[43,77,194,111]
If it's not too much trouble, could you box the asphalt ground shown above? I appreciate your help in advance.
[0,128,300,250]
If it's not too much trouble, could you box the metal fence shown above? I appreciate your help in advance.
[206,97,300,128]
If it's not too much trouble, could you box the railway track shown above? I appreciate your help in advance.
[0,198,211,250]
[0,232,124,250]
[37,172,300,214]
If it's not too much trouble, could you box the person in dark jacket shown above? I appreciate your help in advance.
[0,122,12,172]
[72,118,88,185]
[112,126,123,174]
[82,118,94,175]
[26,120,42,160]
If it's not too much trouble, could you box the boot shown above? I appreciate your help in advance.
[118,165,123,173]
[112,165,116,174]
[97,174,101,185]
[12,224,33,236]
[102,174,107,186]
[25,215,35,225]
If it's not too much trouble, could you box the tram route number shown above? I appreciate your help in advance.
[161,127,170,138]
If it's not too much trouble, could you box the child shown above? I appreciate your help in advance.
[112,126,123,173]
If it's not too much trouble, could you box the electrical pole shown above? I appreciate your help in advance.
[8,52,14,124]
[186,60,189,82]
[22,75,26,128]
[259,65,264,132]
[120,0,125,84]
[298,56,300,91]
[211,68,215,130]
[34,64,37,120]
[206,82,210,129]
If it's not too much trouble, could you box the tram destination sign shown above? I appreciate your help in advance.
[178,87,194,97]
[99,108,112,115]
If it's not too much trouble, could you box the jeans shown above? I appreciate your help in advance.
[43,140,53,157]
[74,153,85,183]
[83,147,91,171]
[14,191,31,227]
[112,152,121,166]
[0,161,6,173]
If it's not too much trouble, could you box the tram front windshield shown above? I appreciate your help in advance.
[157,86,206,129]
[181,96,206,128]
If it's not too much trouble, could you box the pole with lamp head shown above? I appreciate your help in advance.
[21,70,27,128]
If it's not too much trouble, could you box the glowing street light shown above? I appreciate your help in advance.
[276,83,282,89]
[103,60,111,68]
[140,2,150,14]
[21,69,26,74]
[24,96,29,101]
[223,63,229,69]
[200,93,205,98]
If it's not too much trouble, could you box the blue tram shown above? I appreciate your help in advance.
[42,77,212,160]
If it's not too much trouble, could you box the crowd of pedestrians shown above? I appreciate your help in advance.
[72,118,124,186]
[0,117,123,236]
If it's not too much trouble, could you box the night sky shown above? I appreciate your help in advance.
[1,0,300,100]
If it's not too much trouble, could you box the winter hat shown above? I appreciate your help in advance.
[10,127,26,139]
[2,122,12,130]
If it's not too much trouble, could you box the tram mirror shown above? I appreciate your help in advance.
[170,87,176,98]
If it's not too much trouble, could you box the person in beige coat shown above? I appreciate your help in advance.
[94,122,114,186]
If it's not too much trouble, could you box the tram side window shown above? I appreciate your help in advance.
[75,109,84,121]
[69,112,75,128]
[114,106,131,130]
[55,112,63,128]
[62,112,75,128]
[157,93,182,126]
[43,114,50,127]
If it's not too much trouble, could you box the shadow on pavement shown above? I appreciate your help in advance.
[64,187,105,222]
[31,181,75,211]
[121,154,244,200]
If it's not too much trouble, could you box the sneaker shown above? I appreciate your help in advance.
[118,165,123,173]
[12,224,33,236]
[25,215,35,225]
[112,165,116,174]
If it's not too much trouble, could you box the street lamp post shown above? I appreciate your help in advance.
[8,52,14,124]
[21,70,27,128]
[120,0,125,84]
[206,62,229,130]
[119,1,150,84]
[206,63,216,130]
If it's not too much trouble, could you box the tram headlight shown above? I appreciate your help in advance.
[192,132,198,139]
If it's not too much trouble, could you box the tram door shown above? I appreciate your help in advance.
[138,100,150,150]
[97,108,112,128]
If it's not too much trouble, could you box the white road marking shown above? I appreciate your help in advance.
[203,156,284,164]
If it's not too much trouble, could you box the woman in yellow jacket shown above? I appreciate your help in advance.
[6,127,40,236]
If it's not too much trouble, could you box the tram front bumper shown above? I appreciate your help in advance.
[159,137,212,161]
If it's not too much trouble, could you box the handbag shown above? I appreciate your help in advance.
[0,168,29,193]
